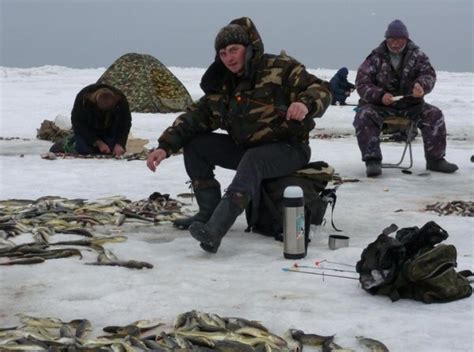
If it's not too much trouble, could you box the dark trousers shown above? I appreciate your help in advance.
[74,134,115,155]
[183,133,311,201]
[353,103,447,162]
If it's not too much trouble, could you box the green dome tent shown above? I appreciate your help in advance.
[97,53,193,113]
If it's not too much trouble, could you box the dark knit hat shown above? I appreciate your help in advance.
[214,24,250,52]
[385,20,409,39]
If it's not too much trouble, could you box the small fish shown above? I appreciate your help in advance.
[142,339,169,351]
[25,248,83,260]
[176,192,195,199]
[224,317,268,332]
[73,319,92,339]
[283,329,302,352]
[88,260,153,270]
[17,314,64,328]
[322,339,353,352]
[213,340,255,352]
[0,344,47,350]
[356,336,389,352]
[195,311,226,332]
[115,213,126,226]
[290,329,334,346]
[97,249,119,263]
[0,257,45,265]
[62,227,95,237]
[234,326,287,347]
[59,324,76,338]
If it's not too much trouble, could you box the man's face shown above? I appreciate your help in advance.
[218,44,247,76]
[386,38,408,54]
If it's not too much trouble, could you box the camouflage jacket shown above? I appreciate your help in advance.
[158,17,331,155]
[356,40,436,108]
[71,83,132,147]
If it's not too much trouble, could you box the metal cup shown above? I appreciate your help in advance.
[328,235,350,250]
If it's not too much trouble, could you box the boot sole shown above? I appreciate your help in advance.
[189,222,219,253]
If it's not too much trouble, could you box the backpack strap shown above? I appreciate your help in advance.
[320,186,342,232]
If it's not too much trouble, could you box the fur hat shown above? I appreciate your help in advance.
[214,24,250,52]
[385,20,409,39]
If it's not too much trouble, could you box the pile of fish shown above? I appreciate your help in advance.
[41,150,152,161]
[0,136,31,141]
[310,132,352,140]
[0,193,185,267]
[0,311,390,351]
[425,200,473,217]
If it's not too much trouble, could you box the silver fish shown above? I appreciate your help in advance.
[357,336,389,352]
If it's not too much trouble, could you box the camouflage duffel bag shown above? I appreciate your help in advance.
[398,244,472,303]
[357,223,473,304]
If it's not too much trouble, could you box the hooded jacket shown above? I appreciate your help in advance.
[356,40,436,109]
[329,67,355,103]
[71,83,132,148]
[158,17,331,155]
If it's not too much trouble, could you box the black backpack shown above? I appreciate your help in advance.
[245,161,336,242]
[356,222,473,303]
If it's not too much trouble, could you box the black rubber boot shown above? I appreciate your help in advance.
[189,192,248,253]
[426,158,458,173]
[49,141,65,153]
[173,179,221,230]
[365,160,382,177]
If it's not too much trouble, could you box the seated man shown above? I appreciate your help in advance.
[329,67,355,105]
[64,83,131,156]
[353,19,458,177]
[146,17,331,254]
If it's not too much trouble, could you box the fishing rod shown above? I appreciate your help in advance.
[282,268,359,280]
[315,259,355,268]
[293,263,357,273]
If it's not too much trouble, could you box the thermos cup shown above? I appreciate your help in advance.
[283,186,306,259]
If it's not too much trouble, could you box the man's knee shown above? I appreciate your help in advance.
[238,143,293,170]
[183,134,205,155]
[353,106,383,130]
[421,103,444,123]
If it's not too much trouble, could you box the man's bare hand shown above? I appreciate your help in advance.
[286,102,308,121]
[146,148,167,172]
[412,83,424,98]
[112,144,125,157]
[96,140,111,154]
[382,93,394,106]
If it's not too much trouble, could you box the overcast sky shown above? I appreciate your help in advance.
[0,0,472,72]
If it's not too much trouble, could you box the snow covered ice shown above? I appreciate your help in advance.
[0,66,473,351]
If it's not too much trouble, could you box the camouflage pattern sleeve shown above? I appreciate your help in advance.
[413,50,436,95]
[285,62,331,118]
[356,55,386,104]
[157,96,218,155]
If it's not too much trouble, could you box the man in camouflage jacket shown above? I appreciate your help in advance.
[146,17,331,253]
[354,19,458,177]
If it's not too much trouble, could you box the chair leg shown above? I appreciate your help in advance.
[381,121,415,170]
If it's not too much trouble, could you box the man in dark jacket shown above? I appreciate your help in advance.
[70,83,132,156]
[354,20,458,177]
[146,17,331,253]
[330,67,355,105]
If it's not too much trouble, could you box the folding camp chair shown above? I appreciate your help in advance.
[381,116,417,170]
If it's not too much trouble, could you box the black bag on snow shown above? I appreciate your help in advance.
[356,222,473,303]
[245,161,334,242]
